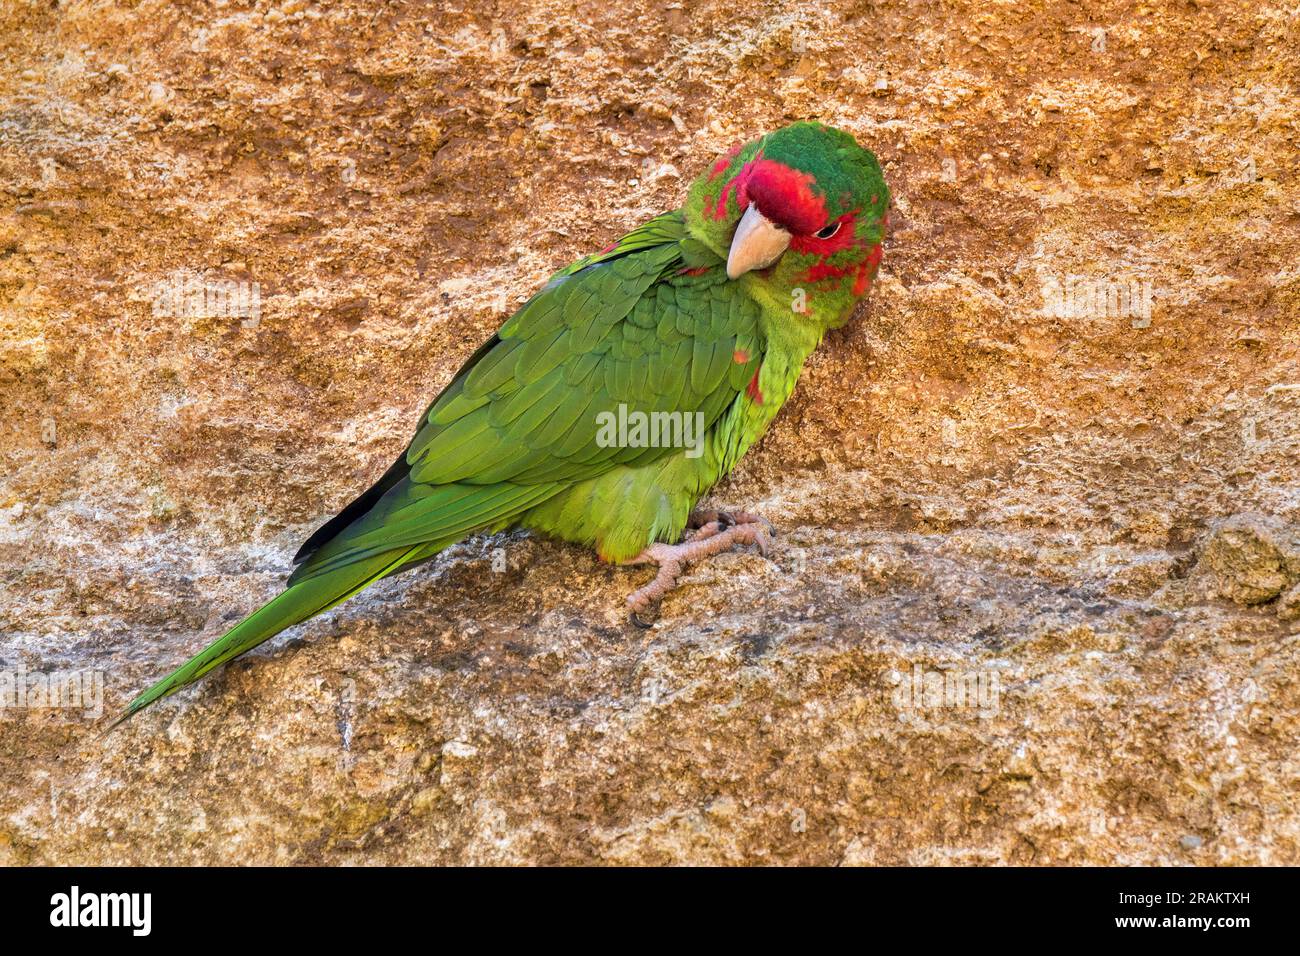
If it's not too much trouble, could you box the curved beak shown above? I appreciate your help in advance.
[726,204,791,279]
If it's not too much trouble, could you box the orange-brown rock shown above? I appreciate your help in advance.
[1,0,1296,864]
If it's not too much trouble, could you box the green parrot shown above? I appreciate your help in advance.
[111,121,889,728]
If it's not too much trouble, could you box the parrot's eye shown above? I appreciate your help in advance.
[814,222,841,240]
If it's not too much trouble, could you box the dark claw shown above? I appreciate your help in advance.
[629,608,658,629]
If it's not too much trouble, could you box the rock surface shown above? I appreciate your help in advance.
[1,0,1297,864]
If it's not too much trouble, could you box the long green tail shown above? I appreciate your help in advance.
[107,546,418,731]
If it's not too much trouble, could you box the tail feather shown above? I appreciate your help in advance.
[106,546,418,732]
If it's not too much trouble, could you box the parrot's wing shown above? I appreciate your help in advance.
[406,224,764,484]
[290,210,763,581]
[115,213,762,725]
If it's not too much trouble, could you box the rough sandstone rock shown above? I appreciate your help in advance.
[1,0,1298,864]
[1193,513,1300,606]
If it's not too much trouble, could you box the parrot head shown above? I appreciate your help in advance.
[685,121,889,328]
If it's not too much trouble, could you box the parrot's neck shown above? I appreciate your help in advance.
[755,303,823,408]
[705,302,821,481]
[745,295,825,429]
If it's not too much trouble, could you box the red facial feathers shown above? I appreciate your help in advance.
[707,156,883,299]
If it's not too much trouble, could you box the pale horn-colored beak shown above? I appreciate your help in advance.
[726,204,791,279]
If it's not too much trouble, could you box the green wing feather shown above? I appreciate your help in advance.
[112,210,762,726]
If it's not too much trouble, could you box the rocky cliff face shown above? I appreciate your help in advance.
[1,0,1297,864]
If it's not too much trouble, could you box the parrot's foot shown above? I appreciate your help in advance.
[626,513,775,627]
[685,508,776,538]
